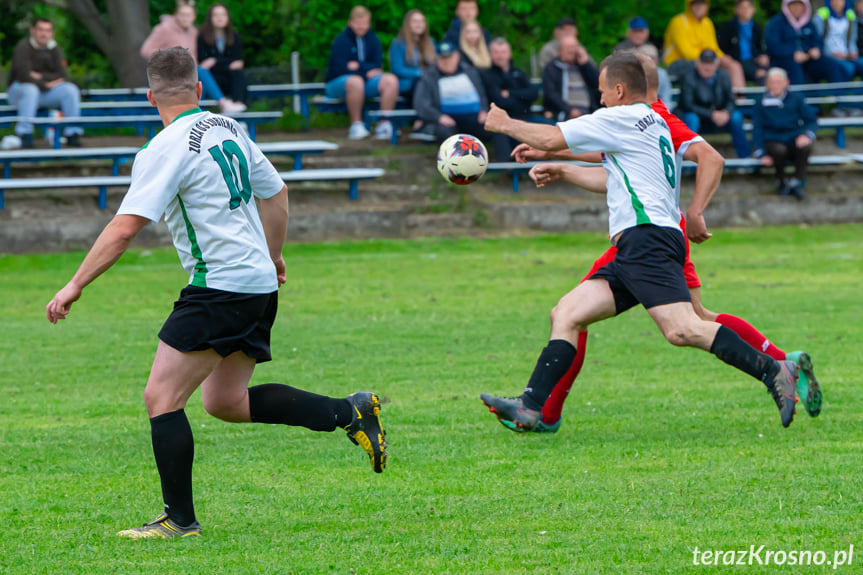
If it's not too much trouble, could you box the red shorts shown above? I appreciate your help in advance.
[581,216,701,288]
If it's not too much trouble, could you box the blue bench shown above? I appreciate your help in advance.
[0,111,282,149]
[0,166,383,210]
[487,155,854,193]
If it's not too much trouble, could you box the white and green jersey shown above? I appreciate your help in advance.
[557,103,681,239]
[118,108,285,294]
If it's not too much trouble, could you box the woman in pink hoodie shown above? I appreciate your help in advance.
[140,1,246,113]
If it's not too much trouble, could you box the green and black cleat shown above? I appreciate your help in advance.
[786,351,822,417]
[480,393,541,432]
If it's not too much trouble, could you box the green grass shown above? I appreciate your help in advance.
[1,225,861,574]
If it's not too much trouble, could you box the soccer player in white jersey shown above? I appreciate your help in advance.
[478,51,800,431]
[45,48,387,540]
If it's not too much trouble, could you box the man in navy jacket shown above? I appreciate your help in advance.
[325,5,399,140]
[753,67,818,199]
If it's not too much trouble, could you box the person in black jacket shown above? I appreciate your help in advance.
[678,49,752,157]
[197,4,247,106]
[718,0,770,84]
[541,35,599,122]
[414,42,488,143]
[752,67,817,199]
[325,5,399,140]
[482,38,539,161]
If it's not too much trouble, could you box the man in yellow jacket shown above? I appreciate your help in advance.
[664,0,746,89]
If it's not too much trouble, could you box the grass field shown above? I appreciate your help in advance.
[1,225,861,574]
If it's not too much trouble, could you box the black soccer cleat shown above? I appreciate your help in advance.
[480,393,541,432]
[767,360,799,428]
[344,392,388,473]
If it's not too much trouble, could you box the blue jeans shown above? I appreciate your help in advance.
[7,81,83,136]
[683,110,752,158]
[769,54,850,84]
[198,66,225,101]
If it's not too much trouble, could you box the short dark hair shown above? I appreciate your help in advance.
[600,52,647,98]
[555,17,576,29]
[146,47,198,100]
[735,0,753,5]
[33,17,52,27]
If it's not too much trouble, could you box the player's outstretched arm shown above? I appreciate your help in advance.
[512,144,602,164]
[260,185,289,287]
[46,214,150,324]
[484,103,567,152]
[683,141,724,244]
[530,164,608,193]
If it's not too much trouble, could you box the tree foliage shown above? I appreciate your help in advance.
[1,0,786,89]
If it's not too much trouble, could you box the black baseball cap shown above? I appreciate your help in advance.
[699,49,718,63]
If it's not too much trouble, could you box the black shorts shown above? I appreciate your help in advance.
[158,285,278,363]
[589,224,691,314]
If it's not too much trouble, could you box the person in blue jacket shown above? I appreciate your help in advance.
[752,67,818,199]
[442,0,491,46]
[389,9,436,101]
[765,0,850,84]
[325,5,399,140]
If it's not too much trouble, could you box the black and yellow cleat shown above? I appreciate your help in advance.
[117,512,202,539]
[344,392,388,473]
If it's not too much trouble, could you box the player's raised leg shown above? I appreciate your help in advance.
[118,341,223,539]
[647,302,799,427]
[480,279,616,431]
[199,351,388,472]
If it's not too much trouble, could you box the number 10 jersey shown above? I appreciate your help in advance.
[117,108,285,294]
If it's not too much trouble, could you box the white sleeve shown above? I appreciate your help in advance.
[556,109,622,155]
[248,141,285,200]
[116,147,182,222]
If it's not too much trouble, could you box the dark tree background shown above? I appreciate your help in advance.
[0,0,786,89]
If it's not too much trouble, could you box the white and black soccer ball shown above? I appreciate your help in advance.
[437,133,488,185]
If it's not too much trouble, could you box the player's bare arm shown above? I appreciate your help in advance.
[530,164,608,193]
[512,144,603,164]
[46,214,150,324]
[260,184,289,287]
[484,103,567,152]
[683,141,724,244]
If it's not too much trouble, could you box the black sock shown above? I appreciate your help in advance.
[150,409,196,527]
[248,384,352,431]
[522,339,577,411]
[710,325,778,385]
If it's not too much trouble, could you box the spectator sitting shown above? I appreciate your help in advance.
[664,0,746,89]
[677,49,752,158]
[752,67,817,200]
[482,38,539,161]
[616,17,651,51]
[389,9,436,100]
[813,0,863,79]
[857,0,863,55]
[141,1,245,113]
[539,18,577,71]
[7,18,83,148]
[765,0,850,84]
[197,4,247,106]
[443,0,491,46]
[460,20,491,70]
[542,34,599,122]
[413,41,488,143]
[718,0,771,84]
[325,5,399,140]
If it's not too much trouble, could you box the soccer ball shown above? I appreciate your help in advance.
[437,134,488,185]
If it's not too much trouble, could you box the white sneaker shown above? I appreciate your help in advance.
[348,122,370,140]
[219,100,247,115]
[374,121,393,141]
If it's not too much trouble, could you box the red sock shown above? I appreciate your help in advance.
[541,330,588,424]
[715,313,786,361]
